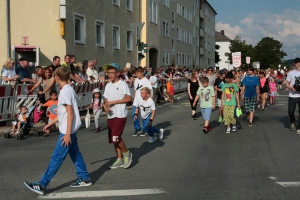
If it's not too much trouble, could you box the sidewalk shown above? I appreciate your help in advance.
[0,92,187,137]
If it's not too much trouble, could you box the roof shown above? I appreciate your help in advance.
[215,31,231,42]
[205,0,217,15]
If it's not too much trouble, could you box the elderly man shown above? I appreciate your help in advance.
[15,57,36,84]
[86,61,98,81]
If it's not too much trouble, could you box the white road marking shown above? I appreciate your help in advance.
[269,176,278,180]
[39,189,166,199]
[170,106,181,107]
[276,182,300,187]
[274,104,285,105]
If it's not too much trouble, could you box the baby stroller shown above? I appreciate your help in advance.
[4,95,41,140]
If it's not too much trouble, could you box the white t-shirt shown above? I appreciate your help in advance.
[133,77,152,105]
[57,84,81,134]
[135,98,156,119]
[2,68,17,81]
[86,68,99,81]
[149,76,158,88]
[103,80,131,119]
[286,69,300,98]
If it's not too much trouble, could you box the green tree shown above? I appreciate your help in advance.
[254,37,287,69]
[225,36,255,68]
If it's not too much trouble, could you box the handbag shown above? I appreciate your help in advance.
[85,109,90,128]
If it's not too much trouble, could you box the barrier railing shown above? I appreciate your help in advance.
[0,78,187,122]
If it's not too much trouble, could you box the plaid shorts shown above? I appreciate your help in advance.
[244,97,256,112]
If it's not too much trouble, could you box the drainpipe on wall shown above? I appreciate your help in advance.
[6,0,11,58]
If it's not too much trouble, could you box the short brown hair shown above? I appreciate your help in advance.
[202,77,209,83]
[55,66,70,82]
[136,66,144,73]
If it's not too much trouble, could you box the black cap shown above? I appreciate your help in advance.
[294,57,300,64]
[19,57,28,61]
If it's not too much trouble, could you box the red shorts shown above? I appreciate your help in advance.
[107,118,126,143]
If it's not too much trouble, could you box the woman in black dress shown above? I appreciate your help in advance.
[188,70,201,119]
[258,71,269,110]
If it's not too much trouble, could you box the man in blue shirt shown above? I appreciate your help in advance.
[15,57,36,84]
[241,66,260,126]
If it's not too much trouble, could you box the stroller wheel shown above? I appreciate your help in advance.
[17,134,24,140]
[4,132,11,139]
[34,131,40,137]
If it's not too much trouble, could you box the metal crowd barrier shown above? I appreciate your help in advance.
[0,78,187,122]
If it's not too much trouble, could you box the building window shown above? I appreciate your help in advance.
[126,0,132,11]
[112,0,120,6]
[163,50,169,65]
[112,26,120,49]
[172,38,175,55]
[172,11,175,29]
[126,30,132,51]
[74,14,85,44]
[177,27,182,41]
[96,20,105,47]
[162,0,169,8]
[177,53,181,65]
[163,20,169,37]
[149,0,157,24]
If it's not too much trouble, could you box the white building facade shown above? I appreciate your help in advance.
[215,30,231,70]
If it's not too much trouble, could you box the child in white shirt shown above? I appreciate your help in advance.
[88,88,104,133]
[134,87,164,143]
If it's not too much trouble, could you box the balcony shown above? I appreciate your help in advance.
[200,47,204,55]
[200,10,204,19]
[200,28,204,37]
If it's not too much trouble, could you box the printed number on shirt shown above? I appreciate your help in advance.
[113,136,119,142]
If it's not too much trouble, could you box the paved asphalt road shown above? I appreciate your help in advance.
[1,90,300,200]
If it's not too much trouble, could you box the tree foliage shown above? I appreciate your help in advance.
[224,36,287,69]
[225,36,255,66]
[254,37,287,69]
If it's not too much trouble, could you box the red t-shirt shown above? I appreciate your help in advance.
[169,85,175,95]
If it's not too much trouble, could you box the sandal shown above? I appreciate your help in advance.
[43,132,49,137]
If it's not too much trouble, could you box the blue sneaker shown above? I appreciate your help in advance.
[24,181,45,195]
[70,178,92,187]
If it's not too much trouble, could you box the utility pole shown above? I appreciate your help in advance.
[6,0,11,58]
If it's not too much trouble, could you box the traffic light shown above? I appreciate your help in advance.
[137,40,148,60]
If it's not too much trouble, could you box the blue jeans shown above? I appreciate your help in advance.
[40,133,90,188]
[132,106,142,131]
[142,113,160,137]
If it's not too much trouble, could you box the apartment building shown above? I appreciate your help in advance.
[1,0,216,71]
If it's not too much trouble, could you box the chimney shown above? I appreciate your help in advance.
[221,30,224,35]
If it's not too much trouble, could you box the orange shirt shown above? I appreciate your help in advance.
[44,100,58,120]
[166,82,171,92]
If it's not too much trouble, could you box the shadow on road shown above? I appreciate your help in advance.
[279,116,291,128]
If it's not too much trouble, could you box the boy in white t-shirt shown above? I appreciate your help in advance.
[132,67,152,137]
[24,67,91,195]
[134,87,164,143]
[103,63,133,169]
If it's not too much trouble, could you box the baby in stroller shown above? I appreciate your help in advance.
[11,106,29,135]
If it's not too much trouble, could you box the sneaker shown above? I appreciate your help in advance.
[109,158,124,169]
[290,123,296,131]
[94,128,100,133]
[123,151,133,169]
[192,114,197,120]
[218,117,223,123]
[232,124,237,132]
[297,129,300,135]
[139,131,146,137]
[148,136,157,143]
[226,128,231,134]
[24,181,45,195]
[132,130,142,136]
[159,128,164,139]
[203,127,208,134]
[246,118,250,123]
[70,178,92,187]
[249,122,253,126]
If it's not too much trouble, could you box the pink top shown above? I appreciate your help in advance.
[269,82,276,92]
[169,85,175,95]
[260,78,266,88]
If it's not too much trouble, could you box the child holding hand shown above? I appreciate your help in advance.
[87,88,104,133]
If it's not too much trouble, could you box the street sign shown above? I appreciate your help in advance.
[129,22,145,35]
[232,52,241,68]
[22,36,29,45]
[246,57,250,64]
[257,63,260,69]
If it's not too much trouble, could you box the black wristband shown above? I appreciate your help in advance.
[150,118,153,121]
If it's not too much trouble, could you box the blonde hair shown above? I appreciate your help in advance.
[3,58,14,70]
[74,62,83,72]
[140,87,151,94]
[55,66,70,82]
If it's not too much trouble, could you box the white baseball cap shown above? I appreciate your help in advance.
[93,88,101,94]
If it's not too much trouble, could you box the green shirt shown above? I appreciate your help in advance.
[221,83,239,106]
[196,86,215,108]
